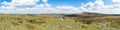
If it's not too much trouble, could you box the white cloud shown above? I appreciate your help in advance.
[0,0,55,14]
[2,0,39,6]
[112,0,120,3]
[0,3,56,14]
[0,0,80,14]
[55,6,81,14]
[1,1,11,5]
[80,0,104,12]
[56,6,79,11]
[0,0,50,14]
[80,0,120,14]
[42,0,48,3]
[1,0,120,14]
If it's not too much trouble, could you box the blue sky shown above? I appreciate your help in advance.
[0,0,96,7]
[0,0,120,14]
[0,0,114,7]
[47,0,95,7]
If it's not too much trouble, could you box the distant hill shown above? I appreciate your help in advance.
[64,12,120,18]
[1,12,120,17]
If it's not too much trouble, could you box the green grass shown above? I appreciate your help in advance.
[0,14,120,30]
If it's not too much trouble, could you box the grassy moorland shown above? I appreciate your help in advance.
[0,12,120,30]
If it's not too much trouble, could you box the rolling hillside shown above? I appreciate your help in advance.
[0,12,120,30]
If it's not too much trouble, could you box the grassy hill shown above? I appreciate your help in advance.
[0,12,120,30]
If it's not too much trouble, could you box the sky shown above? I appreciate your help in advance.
[0,0,120,14]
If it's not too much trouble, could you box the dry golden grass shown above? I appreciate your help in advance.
[0,14,119,30]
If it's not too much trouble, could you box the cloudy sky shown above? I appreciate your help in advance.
[0,0,120,14]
